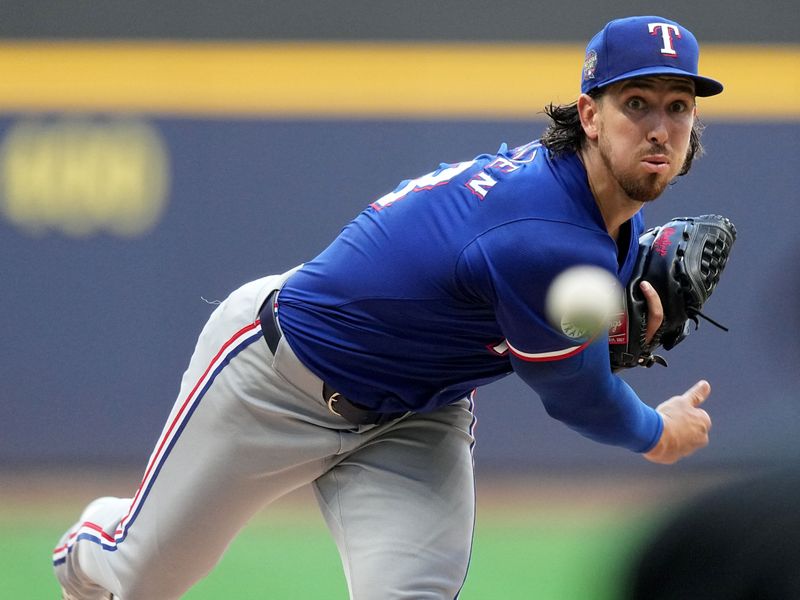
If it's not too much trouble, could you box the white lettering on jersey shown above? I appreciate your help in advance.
[466,172,497,200]
[467,155,525,200]
[510,143,539,163]
[486,156,520,173]
[648,22,681,56]
[370,160,475,211]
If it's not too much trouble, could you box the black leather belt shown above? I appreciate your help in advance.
[259,290,283,355]
[259,290,404,426]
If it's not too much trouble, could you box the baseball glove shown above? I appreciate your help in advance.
[609,214,737,370]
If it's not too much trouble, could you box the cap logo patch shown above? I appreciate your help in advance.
[648,22,682,57]
[582,49,598,81]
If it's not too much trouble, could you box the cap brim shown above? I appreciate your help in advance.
[593,65,724,97]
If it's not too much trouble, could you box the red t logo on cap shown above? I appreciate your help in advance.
[648,22,682,56]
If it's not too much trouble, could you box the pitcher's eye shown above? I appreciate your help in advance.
[670,101,689,113]
[626,97,646,110]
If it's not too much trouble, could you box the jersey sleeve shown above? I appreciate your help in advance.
[456,218,620,361]
[511,335,663,452]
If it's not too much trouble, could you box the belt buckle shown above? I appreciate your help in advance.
[327,392,343,417]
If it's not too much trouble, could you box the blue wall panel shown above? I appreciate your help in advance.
[1,118,798,470]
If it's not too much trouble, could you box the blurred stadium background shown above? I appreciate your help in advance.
[1,1,798,598]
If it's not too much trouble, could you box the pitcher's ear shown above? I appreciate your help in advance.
[577,93,600,141]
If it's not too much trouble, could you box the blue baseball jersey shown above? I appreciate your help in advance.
[278,141,644,416]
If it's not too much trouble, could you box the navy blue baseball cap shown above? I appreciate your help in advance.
[581,16,723,97]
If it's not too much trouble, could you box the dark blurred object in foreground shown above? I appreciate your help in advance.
[628,468,800,600]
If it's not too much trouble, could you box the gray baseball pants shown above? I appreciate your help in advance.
[53,270,477,599]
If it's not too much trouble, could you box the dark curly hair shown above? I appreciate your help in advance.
[539,90,705,177]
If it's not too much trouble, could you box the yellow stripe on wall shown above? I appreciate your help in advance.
[0,42,796,119]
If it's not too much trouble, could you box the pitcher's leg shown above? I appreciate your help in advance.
[54,497,133,599]
[313,398,477,600]
[54,278,343,599]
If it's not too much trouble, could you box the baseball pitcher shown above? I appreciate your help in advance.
[54,16,734,600]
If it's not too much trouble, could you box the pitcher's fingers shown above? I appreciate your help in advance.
[640,281,664,343]
[687,380,711,406]
[697,408,712,431]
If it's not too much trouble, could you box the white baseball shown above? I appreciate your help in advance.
[545,265,622,339]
